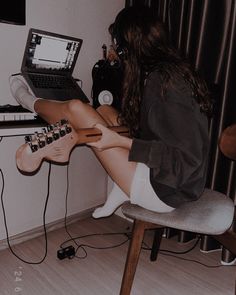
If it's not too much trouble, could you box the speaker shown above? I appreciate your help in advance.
[92,59,123,110]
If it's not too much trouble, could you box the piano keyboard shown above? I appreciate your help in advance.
[0,112,37,121]
[0,105,46,136]
[0,104,37,122]
[0,124,47,137]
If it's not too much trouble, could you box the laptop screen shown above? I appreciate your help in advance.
[21,28,83,74]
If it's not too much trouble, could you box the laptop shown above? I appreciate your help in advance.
[21,28,89,102]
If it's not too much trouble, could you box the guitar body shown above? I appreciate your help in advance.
[16,120,129,173]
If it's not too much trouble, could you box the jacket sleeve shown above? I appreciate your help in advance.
[129,80,207,190]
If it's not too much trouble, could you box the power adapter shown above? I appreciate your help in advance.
[57,245,75,260]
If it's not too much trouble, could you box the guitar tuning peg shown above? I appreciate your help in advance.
[47,124,54,131]
[52,130,60,140]
[59,125,66,137]
[25,135,32,143]
[38,138,46,148]
[60,119,68,125]
[64,122,72,134]
[65,125,72,133]
[46,134,53,144]
[29,142,39,153]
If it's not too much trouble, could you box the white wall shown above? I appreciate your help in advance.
[0,0,125,240]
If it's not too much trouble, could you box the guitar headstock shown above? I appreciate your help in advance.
[25,119,73,153]
[16,119,77,173]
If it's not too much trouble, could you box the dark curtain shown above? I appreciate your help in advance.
[126,0,236,263]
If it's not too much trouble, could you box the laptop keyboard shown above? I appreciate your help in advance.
[28,74,76,89]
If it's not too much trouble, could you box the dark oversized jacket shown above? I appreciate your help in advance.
[129,70,209,208]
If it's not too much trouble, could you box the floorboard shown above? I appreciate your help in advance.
[0,215,235,295]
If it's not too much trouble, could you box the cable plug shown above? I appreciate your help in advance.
[57,245,75,260]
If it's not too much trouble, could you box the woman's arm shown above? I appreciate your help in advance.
[86,123,133,151]
[129,97,209,189]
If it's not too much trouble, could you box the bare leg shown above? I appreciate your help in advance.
[34,99,137,197]
[90,105,130,218]
[10,78,136,216]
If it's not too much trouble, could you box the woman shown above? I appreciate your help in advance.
[10,7,212,218]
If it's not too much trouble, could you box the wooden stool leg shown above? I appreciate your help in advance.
[120,220,155,295]
[150,228,164,261]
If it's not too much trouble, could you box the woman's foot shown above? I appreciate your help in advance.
[9,77,39,112]
[92,183,129,218]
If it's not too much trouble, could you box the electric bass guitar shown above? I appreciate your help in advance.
[16,119,129,173]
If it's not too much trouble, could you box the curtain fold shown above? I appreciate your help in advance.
[126,0,236,263]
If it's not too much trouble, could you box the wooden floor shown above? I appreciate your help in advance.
[0,215,235,295]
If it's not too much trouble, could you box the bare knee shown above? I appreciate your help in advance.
[61,99,92,127]
[64,99,107,129]
[66,99,87,116]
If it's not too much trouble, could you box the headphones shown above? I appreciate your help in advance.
[113,37,127,59]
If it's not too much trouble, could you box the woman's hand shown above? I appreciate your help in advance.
[87,123,132,151]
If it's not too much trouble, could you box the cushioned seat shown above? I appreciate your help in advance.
[122,189,234,235]
[119,189,236,295]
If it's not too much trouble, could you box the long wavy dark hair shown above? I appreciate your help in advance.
[109,7,213,136]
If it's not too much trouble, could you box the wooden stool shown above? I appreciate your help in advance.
[120,189,235,295]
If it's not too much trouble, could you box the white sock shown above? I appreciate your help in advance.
[9,77,39,112]
[92,183,129,219]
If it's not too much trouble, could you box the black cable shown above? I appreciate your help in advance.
[58,158,234,268]
[60,231,131,259]
[0,164,51,264]
[159,251,235,268]
[61,163,131,258]
[142,236,200,255]
[62,164,88,258]
[60,183,217,267]
[75,235,129,253]
[142,235,236,268]
[62,164,87,258]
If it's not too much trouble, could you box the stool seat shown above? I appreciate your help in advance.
[122,189,234,235]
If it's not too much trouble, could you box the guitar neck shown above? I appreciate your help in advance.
[76,125,129,144]
[16,122,129,173]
